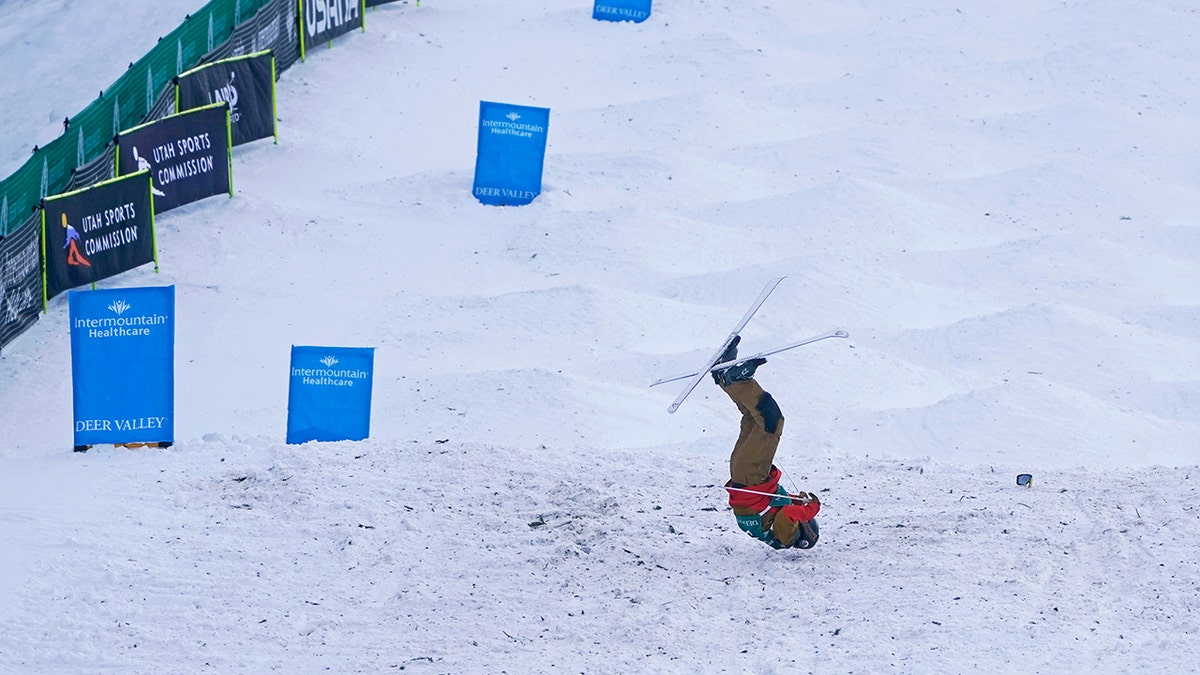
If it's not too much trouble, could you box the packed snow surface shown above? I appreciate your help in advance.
[2,0,1198,672]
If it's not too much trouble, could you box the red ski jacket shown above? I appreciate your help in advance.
[726,466,819,548]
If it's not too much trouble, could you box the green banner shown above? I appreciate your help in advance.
[1,0,278,237]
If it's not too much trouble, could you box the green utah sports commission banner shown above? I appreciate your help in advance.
[40,172,157,303]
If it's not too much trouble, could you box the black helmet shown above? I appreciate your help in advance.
[791,518,819,549]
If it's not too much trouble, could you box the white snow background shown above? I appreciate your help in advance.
[2,0,1199,672]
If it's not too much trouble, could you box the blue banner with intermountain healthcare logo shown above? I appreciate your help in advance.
[286,345,375,444]
[69,285,174,447]
[472,101,550,206]
[593,0,652,23]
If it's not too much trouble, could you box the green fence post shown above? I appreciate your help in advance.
[272,56,280,144]
[39,208,48,312]
[297,0,307,61]
[227,107,235,196]
[147,172,159,273]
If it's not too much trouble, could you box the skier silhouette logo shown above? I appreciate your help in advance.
[132,146,166,197]
[61,213,91,267]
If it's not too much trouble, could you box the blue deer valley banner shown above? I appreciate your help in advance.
[593,0,652,23]
[116,103,233,215]
[41,171,157,302]
[69,285,174,448]
[472,101,550,206]
[176,51,277,147]
[287,345,375,444]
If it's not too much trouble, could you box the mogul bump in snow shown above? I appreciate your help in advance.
[715,336,820,549]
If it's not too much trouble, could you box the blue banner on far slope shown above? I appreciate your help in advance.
[287,345,374,444]
[593,0,652,23]
[69,285,175,447]
[472,101,550,206]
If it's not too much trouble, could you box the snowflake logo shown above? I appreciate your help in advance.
[320,356,339,367]
[506,112,521,121]
[107,299,132,315]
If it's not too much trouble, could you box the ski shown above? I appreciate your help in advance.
[665,276,785,414]
[650,329,849,387]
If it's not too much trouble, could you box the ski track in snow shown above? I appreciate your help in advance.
[2,0,1200,672]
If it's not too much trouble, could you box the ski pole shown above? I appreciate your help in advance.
[721,485,816,503]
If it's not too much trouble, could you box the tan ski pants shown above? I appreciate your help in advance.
[722,378,785,486]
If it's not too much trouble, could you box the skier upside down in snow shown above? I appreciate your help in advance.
[714,336,820,549]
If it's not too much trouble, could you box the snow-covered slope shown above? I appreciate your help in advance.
[2,1,1198,671]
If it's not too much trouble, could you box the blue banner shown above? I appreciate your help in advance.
[593,0,652,23]
[472,101,550,206]
[287,346,375,444]
[69,286,175,447]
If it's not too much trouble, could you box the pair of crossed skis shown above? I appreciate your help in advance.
[650,276,848,413]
